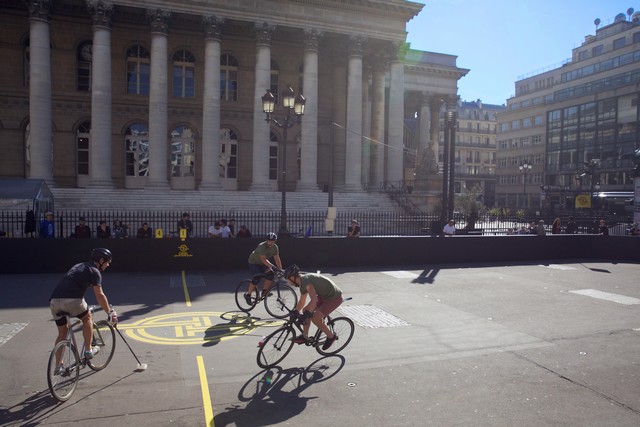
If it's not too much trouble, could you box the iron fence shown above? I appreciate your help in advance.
[0,209,635,238]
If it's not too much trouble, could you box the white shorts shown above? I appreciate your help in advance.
[50,298,88,325]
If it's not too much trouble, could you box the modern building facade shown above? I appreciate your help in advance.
[496,11,639,214]
[0,0,467,207]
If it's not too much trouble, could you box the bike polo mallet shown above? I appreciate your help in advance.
[114,326,148,371]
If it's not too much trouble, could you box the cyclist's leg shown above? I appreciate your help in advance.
[246,263,265,295]
[313,296,343,338]
[80,310,94,354]
[50,298,82,364]
[262,270,276,295]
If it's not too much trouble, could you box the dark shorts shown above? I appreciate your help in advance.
[248,263,274,284]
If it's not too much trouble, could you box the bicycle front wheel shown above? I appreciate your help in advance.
[235,279,259,313]
[87,320,116,371]
[47,340,80,402]
[264,283,298,319]
[316,317,355,356]
[256,326,296,369]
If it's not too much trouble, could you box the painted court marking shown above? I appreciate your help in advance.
[381,270,419,279]
[337,305,410,328]
[540,264,577,271]
[0,323,28,348]
[569,289,640,305]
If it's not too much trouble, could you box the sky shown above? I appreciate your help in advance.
[406,0,638,105]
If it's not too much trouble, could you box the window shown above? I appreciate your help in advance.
[613,37,626,50]
[170,126,195,177]
[126,44,150,95]
[269,131,279,180]
[220,53,238,101]
[522,117,531,128]
[592,45,603,56]
[220,128,238,178]
[534,115,544,126]
[77,41,92,91]
[77,121,90,175]
[125,123,149,176]
[172,49,195,98]
[500,123,509,132]
[511,120,520,130]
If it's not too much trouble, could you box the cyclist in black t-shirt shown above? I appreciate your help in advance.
[49,248,118,361]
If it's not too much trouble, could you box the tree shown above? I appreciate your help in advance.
[454,185,484,229]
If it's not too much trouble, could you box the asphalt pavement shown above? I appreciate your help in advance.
[1,261,639,426]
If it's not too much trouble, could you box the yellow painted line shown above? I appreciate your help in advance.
[182,270,192,307]
[197,355,215,426]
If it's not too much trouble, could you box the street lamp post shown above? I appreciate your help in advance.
[580,159,600,215]
[262,86,306,236]
[519,161,532,209]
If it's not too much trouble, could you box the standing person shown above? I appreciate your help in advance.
[96,220,111,239]
[219,219,232,238]
[208,221,222,238]
[536,220,547,236]
[49,248,118,366]
[629,223,640,236]
[73,216,91,239]
[284,265,343,350]
[245,232,283,302]
[136,222,153,238]
[177,212,193,238]
[598,219,609,236]
[112,219,128,239]
[565,216,578,234]
[39,212,55,238]
[237,225,252,238]
[442,219,456,236]
[228,218,236,237]
[551,218,562,234]
[347,219,360,238]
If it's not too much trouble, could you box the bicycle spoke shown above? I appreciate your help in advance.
[256,326,295,369]
[235,279,259,312]
[47,341,80,402]
[87,320,116,371]
[264,284,298,319]
[316,317,355,356]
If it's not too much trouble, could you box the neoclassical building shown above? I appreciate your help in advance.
[0,0,467,200]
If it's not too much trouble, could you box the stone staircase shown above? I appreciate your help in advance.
[49,187,404,213]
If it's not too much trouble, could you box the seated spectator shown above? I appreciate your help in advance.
[536,220,546,236]
[442,219,456,237]
[219,219,232,238]
[629,223,639,236]
[236,225,252,238]
[228,218,236,237]
[565,216,578,234]
[517,226,529,235]
[347,219,360,238]
[39,212,55,239]
[96,220,111,239]
[113,219,128,239]
[137,222,153,238]
[73,216,91,239]
[598,219,609,236]
[208,221,222,238]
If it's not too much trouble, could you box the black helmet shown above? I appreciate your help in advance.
[283,264,300,280]
[91,248,113,263]
[266,232,278,241]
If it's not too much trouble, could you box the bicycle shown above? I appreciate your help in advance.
[46,306,116,402]
[234,268,298,319]
[256,299,355,369]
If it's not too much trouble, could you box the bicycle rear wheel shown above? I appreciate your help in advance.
[264,283,298,319]
[47,340,80,402]
[316,317,355,356]
[235,279,259,313]
[87,320,116,371]
[256,326,296,369]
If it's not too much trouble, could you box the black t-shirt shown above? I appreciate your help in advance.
[50,261,102,299]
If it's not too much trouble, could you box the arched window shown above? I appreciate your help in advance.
[270,60,280,104]
[170,126,195,177]
[77,41,92,91]
[219,128,238,178]
[77,121,91,176]
[172,49,195,98]
[126,44,150,95]
[220,54,238,101]
[269,131,279,181]
[125,123,149,176]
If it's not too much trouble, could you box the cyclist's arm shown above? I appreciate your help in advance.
[302,284,319,313]
[273,254,283,270]
[92,285,111,315]
[295,293,308,312]
[259,255,277,270]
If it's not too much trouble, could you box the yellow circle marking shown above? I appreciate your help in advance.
[117,311,285,345]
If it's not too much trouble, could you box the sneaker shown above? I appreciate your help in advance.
[54,365,65,376]
[322,334,337,350]
[84,349,93,360]
[244,293,252,305]
[293,335,309,345]
[91,345,100,356]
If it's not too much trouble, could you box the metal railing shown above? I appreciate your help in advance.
[0,209,634,238]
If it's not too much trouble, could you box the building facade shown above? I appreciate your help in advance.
[0,0,467,204]
[496,11,639,214]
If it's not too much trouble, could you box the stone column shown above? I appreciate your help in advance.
[387,43,405,184]
[370,58,386,187]
[331,52,347,190]
[87,0,113,188]
[199,15,224,190]
[26,0,53,182]
[419,92,431,154]
[344,35,366,192]
[361,64,371,188]
[146,9,171,188]
[430,95,443,164]
[297,29,322,191]
[249,22,275,191]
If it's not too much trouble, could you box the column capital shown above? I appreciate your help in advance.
[387,40,409,62]
[26,0,52,22]
[146,9,171,35]
[444,94,459,110]
[255,22,276,46]
[348,35,367,57]
[86,0,113,29]
[202,15,225,40]
[303,28,323,51]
